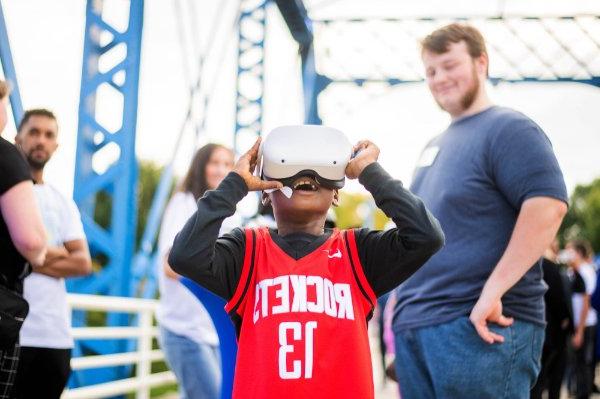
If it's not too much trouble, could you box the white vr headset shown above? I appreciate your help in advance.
[258,125,353,190]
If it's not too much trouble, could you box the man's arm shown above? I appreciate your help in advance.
[469,196,567,344]
[0,180,47,268]
[162,253,180,280]
[572,294,590,349]
[35,239,92,278]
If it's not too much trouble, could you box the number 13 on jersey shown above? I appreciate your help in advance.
[279,321,317,379]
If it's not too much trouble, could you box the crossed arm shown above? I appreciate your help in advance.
[35,239,92,278]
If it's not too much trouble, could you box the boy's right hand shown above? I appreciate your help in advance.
[233,137,284,192]
[346,140,379,179]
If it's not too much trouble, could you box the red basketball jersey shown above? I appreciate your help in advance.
[225,227,377,399]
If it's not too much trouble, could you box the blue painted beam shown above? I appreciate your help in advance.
[301,45,329,125]
[70,0,144,388]
[129,164,175,298]
[273,0,313,47]
[0,2,23,124]
[234,0,267,152]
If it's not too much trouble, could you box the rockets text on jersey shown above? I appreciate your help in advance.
[225,227,377,399]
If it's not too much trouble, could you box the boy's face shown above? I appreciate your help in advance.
[265,175,338,224]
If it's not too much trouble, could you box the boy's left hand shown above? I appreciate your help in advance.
[345,140,379,179]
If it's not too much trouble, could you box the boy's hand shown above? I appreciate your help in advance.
[233,137,283,192]
[345,140,379,179]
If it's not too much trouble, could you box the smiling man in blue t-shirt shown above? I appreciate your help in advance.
[393,24,569,398]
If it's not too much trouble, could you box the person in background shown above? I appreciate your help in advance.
[382,290,398,384]
[157,143,240,399]
[588,245,600,393]
[12,109,92,399]
[531,239,573,399]
[565,239,597,399]
[0,81,47,398]
[393,23,568,398]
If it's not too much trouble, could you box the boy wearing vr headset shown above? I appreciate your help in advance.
[169,126,444,399]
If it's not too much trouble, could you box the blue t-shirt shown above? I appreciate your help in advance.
[392,106,568,331]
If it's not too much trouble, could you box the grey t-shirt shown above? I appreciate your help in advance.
[392,106,568,331]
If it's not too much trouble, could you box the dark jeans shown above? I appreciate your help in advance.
[13,347,71,399]
[530,342,567,399]
[573,326,596,399]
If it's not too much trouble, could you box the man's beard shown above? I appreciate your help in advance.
[26,151,48,170]
[460,66,480,111]
[436,64,480,114]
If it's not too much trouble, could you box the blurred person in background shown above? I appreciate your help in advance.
[392,23,568,398]
[564,239,597,399]
[0,81,47,398]
[531,239,573,399]
[589,245,600,393]
[12,109,92,399]
[156,143,240,399]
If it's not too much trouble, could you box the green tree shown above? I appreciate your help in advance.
[335,192,389,230]
[135,160,173,249]
[559,178,600,253]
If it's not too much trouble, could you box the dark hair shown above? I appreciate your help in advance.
[421,23,488,59]
[18,108,57,133]
[180,143,233,200]
[569,239,593,259]
[0,80,8,100]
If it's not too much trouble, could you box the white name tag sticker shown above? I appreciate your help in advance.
[416,146,439,168]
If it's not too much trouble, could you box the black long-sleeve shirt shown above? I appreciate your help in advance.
[542,258,573,348]
[169,162,444,300]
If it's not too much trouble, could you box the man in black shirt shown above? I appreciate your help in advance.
[531,241,573,399]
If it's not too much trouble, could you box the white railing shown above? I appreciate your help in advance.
[61,294,176,399]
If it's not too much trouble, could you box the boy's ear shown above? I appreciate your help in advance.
[261,192,271,206]
[332,189,340,207]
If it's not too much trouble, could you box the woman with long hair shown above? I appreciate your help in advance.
[157,143,239,399]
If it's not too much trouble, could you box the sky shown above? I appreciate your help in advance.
[2,0,600,201]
